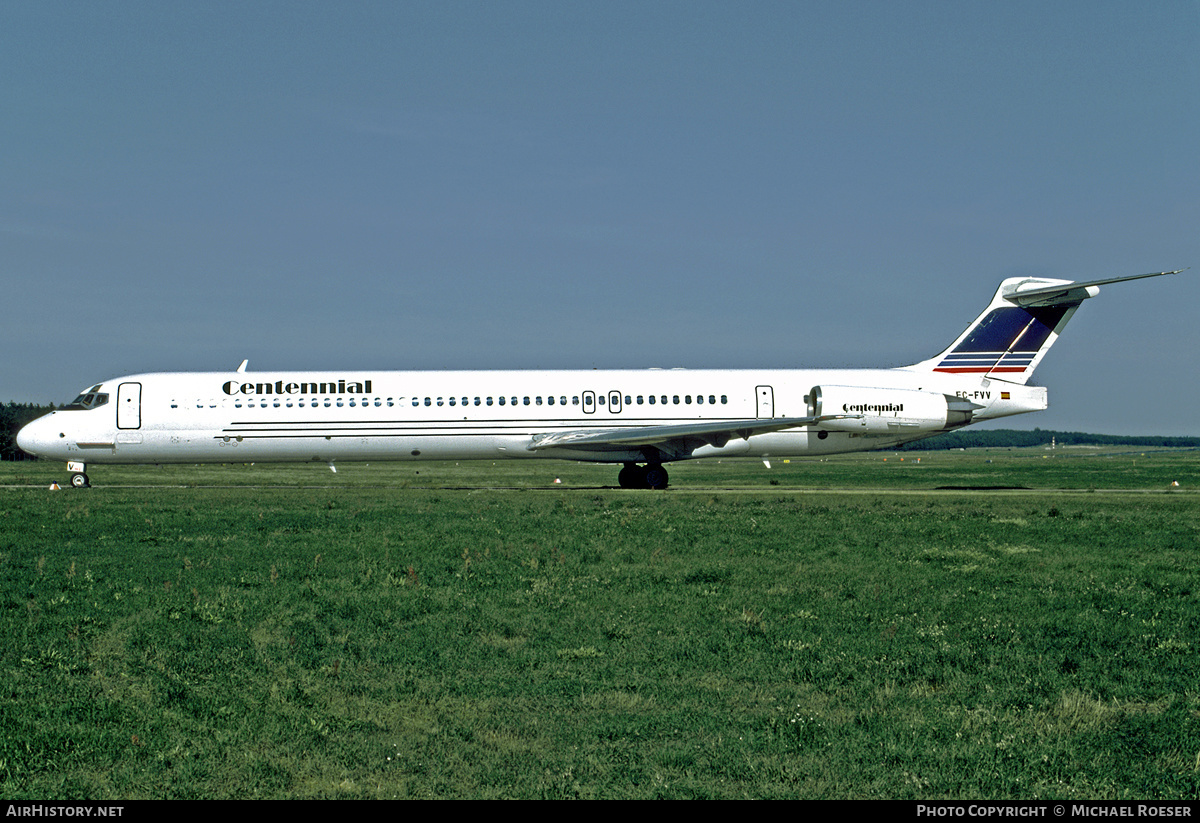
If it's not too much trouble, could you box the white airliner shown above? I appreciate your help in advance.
[17,270,1185,489]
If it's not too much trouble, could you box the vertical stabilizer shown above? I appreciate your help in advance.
[906,270,1184,385]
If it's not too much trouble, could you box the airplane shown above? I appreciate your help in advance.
[16,269,1186,489]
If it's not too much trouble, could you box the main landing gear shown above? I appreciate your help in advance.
[617,462,669,490]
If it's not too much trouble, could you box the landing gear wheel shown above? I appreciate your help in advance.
[617,463,668,489]
[643,464,669,490]
[70,473,90,488]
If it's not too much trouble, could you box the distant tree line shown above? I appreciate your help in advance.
[899,427,1200,451]
[1,403,55,461]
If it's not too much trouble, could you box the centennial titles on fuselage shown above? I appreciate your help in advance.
[222,379,373,396]
[842,402,904,413]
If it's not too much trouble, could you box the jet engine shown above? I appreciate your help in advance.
[807,385,979,433]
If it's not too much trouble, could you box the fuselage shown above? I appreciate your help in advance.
[16,366,1047,468]
[17,271,1183,488]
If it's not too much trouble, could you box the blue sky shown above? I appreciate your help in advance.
[3,1,1197,434]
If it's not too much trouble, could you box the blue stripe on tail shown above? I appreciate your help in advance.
[934,306,1069,374]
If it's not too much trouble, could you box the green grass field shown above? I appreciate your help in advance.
[1,449,1197,798]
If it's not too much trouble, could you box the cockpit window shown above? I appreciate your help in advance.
[63,386,110,411]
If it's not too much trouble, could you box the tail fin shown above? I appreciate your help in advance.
[907,270,1185,385]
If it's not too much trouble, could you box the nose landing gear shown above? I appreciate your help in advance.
[67,461,90,488]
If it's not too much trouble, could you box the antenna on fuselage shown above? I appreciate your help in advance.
[236,359,249,373]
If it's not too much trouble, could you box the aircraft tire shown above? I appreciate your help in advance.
[618,464,643,489]
[644,464,668,490]
[70,473,90,488]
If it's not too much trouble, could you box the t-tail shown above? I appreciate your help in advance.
[907,270,1186,385]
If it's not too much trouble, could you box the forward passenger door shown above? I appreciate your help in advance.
[117,382,142,429]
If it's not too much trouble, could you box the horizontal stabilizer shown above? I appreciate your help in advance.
[1004,269,1186,307]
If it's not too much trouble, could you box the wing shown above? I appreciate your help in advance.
[526,414,858,460]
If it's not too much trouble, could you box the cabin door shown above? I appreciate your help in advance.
[117,382,142,430]
[755,385,774,418]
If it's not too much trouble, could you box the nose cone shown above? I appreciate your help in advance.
[16,416,51,458]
